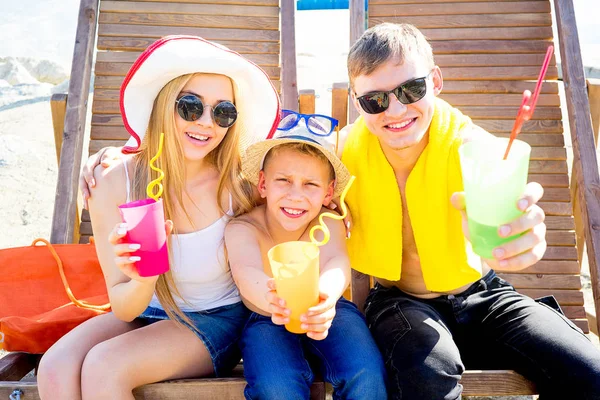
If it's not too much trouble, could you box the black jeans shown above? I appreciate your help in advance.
[365,270,600,400]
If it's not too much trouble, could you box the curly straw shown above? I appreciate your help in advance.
[309,175,356,247]
[146,132,165,201]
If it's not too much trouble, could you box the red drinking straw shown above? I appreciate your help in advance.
[503,45,554,160]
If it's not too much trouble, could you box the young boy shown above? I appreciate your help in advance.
[342,22,600,399]
[225,111,387,400]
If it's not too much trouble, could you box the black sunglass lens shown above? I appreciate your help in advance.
[177,95,204,121]
[213,101,238,128]
[399,78,427,104]
[360,92,388,114]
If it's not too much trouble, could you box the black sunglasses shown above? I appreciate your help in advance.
[175,94,238,128]
[355,74,431,114]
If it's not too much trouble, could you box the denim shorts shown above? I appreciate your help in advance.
[137,302,249,377]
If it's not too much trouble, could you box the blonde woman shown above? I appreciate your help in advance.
[37,36,280,400]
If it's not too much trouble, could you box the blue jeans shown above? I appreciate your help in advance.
[138,302,249,377]
[241,298,387,400]
[365,270,600,400]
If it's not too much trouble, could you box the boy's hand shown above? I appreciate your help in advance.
[301,291,337,341]
[265,279,291,325]
[451,182,547,271]
[80,146,122,209]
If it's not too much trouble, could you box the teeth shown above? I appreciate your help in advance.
[187,132,209,141]
[389,119,413,129]
[283,208,304,215]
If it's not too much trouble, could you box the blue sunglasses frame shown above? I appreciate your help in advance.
[277,110,339,136]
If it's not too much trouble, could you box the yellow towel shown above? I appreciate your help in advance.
[342,98,482,292]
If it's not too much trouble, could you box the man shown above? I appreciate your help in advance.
[340,22,600,399]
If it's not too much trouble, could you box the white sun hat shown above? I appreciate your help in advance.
[120,35,281,153]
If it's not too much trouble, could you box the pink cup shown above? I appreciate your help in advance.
[118,198,169,277]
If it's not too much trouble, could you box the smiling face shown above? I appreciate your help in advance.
[352,56,443,153]
[257,145,335,233]
[174,73,234,162]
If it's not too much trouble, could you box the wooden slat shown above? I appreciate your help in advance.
[299,90,316,115]
[435,53,556,67]
[371,0,548,2]
[431,40,553,54]
[572,319,589,333]
[539,187,570,202]
[370,1,550,16]
[92,113,124,125]
[460,370,536,396]
[0,380,326,400]
[530,147,566,161]
[496,133,564,147]
[527,174,569,188]
[457,106,561,120]
[541,246,578,261]
[94,62,281,79]
[369,14,552,29]
[331,82,349,130]
[442,66,558,81]
[96,50,279,66]
[51,0,99,244]
[563,305,587,319]
[545,230,576,246]
[554,0,600,337]
[475,119,562,133]
[439,93,559,107]
[112,0,279,5]
[538,202,573,217]
[545,216,575,230]
[498,273,581,290]
[98,23,280,42]
[99,12,278,30]
[93,76,281,92]
[443,80,558,94]
[519,288,584,306]
[50,93,68,164]
[100,1,279,17]
[0,353,38,381]
[514,261,579,275]
[98,37,280,53]
[421,26,553,41]
[89,140,128,155]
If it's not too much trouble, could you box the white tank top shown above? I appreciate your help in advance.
[122,158,241,311]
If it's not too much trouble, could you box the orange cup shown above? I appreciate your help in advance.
[268,241,320,334]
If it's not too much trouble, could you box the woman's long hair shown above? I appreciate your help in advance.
[130,73,254,328]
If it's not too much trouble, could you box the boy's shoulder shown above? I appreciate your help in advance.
[227,205,268,237]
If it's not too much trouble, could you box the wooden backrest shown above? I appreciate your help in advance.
[349,0,588,333]
[79,0,283,243]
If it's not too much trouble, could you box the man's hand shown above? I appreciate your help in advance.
[80,146,122,209]
[327,199,352,239]
[451,182,547,271]
[301,291,337,340]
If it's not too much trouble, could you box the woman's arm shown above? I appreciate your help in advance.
[88,161,157,322]
[225,220,272,314]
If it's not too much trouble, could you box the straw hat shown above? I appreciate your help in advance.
[242,123,351,198]
[119,35,280,153]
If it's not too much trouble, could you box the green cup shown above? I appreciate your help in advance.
[459,138,531,259]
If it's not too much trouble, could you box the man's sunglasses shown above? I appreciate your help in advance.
[355,74,430,114]
[175,94,238,128]
[277,110,338,136]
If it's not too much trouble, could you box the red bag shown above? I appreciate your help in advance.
[0,238,110,353]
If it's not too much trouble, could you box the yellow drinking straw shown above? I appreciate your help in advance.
[146,132,165,201]
[309,175,356,247]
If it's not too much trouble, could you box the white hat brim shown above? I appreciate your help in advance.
[120,35,280,153]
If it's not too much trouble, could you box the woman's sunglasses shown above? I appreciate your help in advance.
[175,94,238,128]
[277,110,338,136]
[355,74,431,114]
